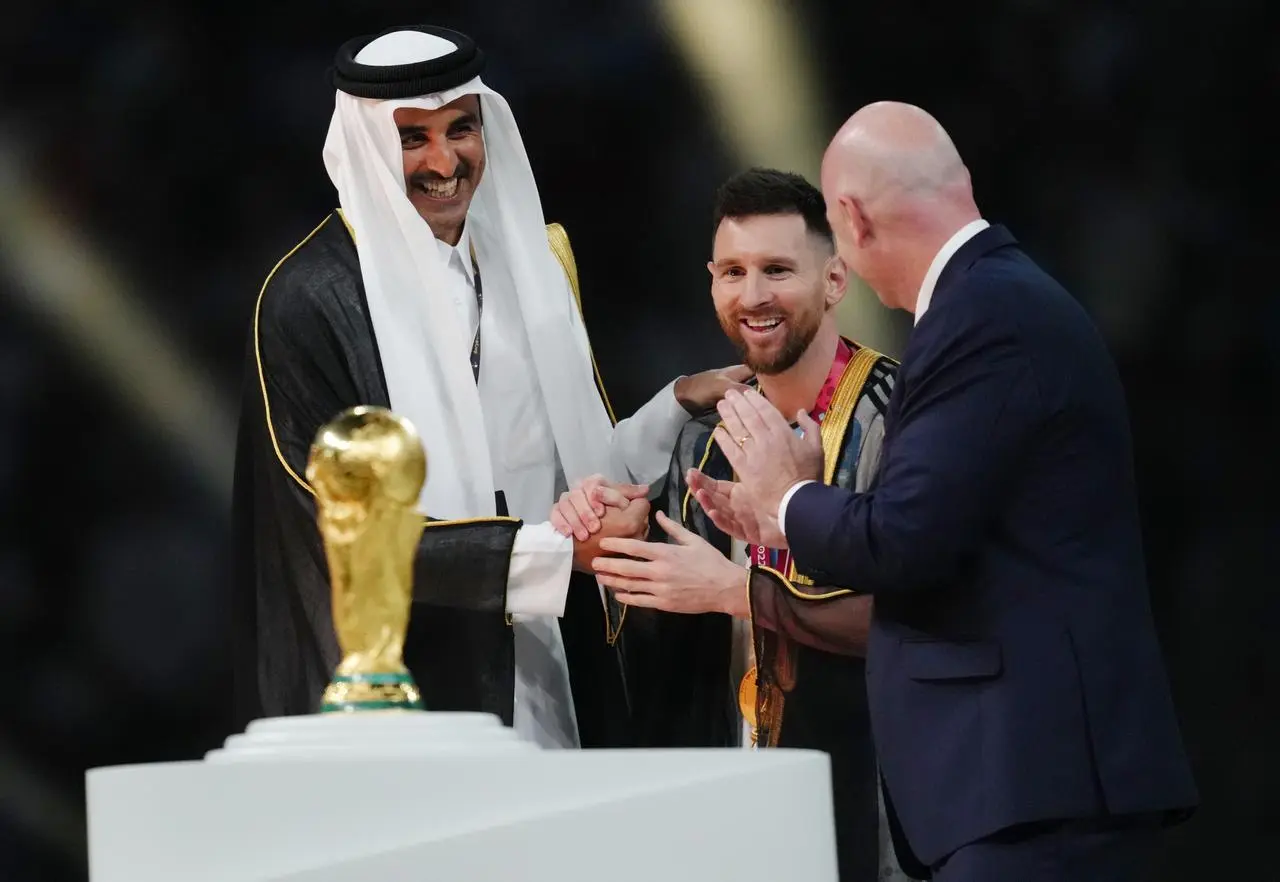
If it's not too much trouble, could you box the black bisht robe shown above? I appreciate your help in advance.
[624,344,904,882]
[231,210,631,747]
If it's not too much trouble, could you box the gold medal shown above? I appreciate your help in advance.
[738,665,758,726]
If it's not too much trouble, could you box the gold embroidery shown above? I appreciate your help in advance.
[274,213,622,640]
[421,516,518,528]
[681,423,722,526]
[336,212,608,423]
[545,223,627,645]
[255,215,520,531]
[745,564,796,747]
[821,345,881,486]
[738,343,887,743]
[785,344,884,590]
[740,562,760,746]
[546,222,617,426]
[335,207,355,241]
[254,215,334,498]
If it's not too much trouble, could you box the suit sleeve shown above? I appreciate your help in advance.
[784,300,1042,595]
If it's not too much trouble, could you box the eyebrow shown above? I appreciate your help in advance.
[397,113,480,136]
[712,255,797,268]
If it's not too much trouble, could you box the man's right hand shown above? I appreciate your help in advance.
[551,474,650,541]
[570,494,651,573]
[548,474,653,573]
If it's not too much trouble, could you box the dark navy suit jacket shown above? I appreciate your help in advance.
[785,225,1198,872]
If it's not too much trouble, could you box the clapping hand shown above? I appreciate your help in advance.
[688,387,823,547]
[685,470,787,549]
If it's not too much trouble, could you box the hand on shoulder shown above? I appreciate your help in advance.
[674,364,754,415]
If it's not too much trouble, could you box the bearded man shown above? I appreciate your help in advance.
[232,24,744,750]
[554,168,909,882]
[695,104,1198,882]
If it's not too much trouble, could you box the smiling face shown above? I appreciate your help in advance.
[708,213,843,375]
[393,95,486,245]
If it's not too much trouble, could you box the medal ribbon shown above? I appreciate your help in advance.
[748,338,852,575]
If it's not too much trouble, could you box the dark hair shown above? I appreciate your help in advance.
[711,167,833,245]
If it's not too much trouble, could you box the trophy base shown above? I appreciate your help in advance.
[204,710,535,763]
[320,671,423,713]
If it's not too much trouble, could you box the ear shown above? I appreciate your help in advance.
[706,260,716,278]
[824,255,848,309]
[843,195,871,247]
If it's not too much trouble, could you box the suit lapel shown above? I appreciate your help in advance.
[931,224,1017,305]
[887,224,1019,443]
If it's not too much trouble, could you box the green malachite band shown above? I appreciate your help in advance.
[329,672,415,685]
[321,699,424,713]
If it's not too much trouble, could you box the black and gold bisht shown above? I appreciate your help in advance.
[230,207,630,745]
[231,25,632,746]
[622,342,899,882]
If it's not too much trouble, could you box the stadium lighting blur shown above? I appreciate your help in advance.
[654,0,900,355]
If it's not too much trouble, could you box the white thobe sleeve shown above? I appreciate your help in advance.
[505,522,574,617]
[502,379,690,618]
[607,379,691,487]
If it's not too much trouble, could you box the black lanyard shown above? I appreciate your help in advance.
[469,251,482,384]
[467,251,506,516]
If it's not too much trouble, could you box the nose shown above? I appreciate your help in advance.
[740,270,772,310]
[422,138,459,178]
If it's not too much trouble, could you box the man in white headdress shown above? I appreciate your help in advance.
[231,24,747,749]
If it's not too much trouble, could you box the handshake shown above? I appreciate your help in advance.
[548,475,651,574]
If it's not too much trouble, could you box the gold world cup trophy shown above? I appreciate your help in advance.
[305,405,426,713]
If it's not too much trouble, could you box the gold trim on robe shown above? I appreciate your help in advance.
[744,343,886,743]
[253,212,519,529]
[258,213,626,642]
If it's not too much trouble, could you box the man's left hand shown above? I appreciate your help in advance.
[674,364,754,414]
[592,511,749,618]
[713,387,823,530]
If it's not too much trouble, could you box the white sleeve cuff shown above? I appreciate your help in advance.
[608,378,689,487]
[505,523,574,617]
[777,480,816,539]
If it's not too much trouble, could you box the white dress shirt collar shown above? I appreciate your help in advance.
[914,218,989,325]
[434,222,476,285]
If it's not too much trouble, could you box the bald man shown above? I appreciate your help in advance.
[692,102,1198,881]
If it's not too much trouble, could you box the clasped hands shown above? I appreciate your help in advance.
[549,363,754,578]
[551,474,749,618]
[548,386,824,618]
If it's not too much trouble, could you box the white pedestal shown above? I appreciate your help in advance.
[87,711,839,882]
[207,711,535,761]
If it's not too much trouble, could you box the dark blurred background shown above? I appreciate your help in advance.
[0,1,1271,879]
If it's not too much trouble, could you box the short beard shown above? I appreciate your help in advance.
[719,307,822,376]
